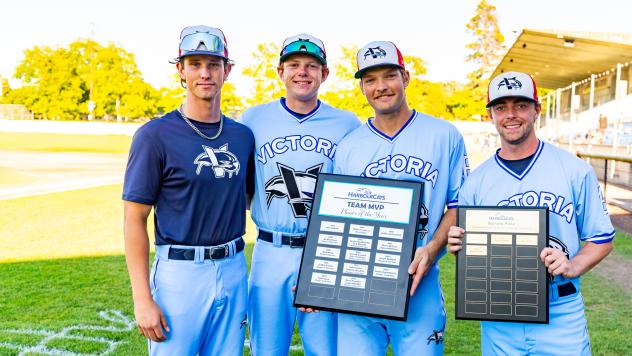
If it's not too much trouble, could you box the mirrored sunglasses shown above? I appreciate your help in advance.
[280,40,325,60]
[180,31,225,56]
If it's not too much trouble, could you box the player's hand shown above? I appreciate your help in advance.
[540,247,578,278]
[408,246,434,296]
[134,298,169,342]
[291,285,320,313]
[447,226,465,255]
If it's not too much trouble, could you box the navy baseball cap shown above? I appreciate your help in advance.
[280,34,327,65]
[176,25,230,61]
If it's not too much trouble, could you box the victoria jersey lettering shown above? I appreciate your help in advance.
[333,110,469,259]
[240,99,360,234]
[459,141,614,282]
[122,110,255,246]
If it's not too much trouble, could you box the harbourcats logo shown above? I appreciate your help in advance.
[347,187,385,201]
[194,144,240,178]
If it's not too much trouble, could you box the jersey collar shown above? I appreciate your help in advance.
[280,97,321,124]
[494,140,544,180]
[367,110,417,143]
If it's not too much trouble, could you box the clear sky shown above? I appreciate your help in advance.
[1,0,630,96]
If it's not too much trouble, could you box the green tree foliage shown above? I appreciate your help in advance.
[464,0,505,119]
[0,77,10,99]
[5,40,160,120]
[321,45,373,121]
[221,82,244,118]
[242,43,284,106]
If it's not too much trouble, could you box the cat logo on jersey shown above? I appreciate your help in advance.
[194,144,240,178]
[417,204,429,240]
[265,163,323,218]
[426,329,444,345]
[548,235,569,258]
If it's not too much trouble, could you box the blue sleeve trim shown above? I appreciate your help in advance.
[591,237,614,244]
[591,230,616,238]
[582,230,615,243]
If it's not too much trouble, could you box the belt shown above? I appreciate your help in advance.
[257,230,305,248]
[557,282,577,297]
[167,238,245,260]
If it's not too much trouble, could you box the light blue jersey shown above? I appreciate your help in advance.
[333,110,469,355]
[240,98,360,356]
[241,99,361,234]
[459,140,615,355]
[334,110,469,255]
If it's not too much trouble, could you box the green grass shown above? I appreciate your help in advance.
[613,231,632,258]
[2,249,630,355]
[0,132,132,154]
[0,133,631,354]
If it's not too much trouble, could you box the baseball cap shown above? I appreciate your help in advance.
[355,41,405,79]
[487,71,539,108]
[176,25,230,61]
[280,34,327,65]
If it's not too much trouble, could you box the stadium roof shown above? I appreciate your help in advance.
[491,29,632,89]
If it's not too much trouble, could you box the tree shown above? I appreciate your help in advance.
[0,77,10,99]
[320,45,372,121]
[465,0,505,119]
[7,39,160,120]
[242,43,284,106]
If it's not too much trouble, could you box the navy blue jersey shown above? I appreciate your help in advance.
[123,110,255,246]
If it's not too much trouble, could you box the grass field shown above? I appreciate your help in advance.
[0,132,132,154]
[1,183,631,355]
[1,132,632,355]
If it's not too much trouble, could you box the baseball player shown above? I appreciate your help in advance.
[448,71,615,355]
[333,41,469,355]
[239,33,360,355]
[123,25,254,355]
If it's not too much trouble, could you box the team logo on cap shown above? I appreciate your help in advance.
[194,144,240,178]
[364,47,387,59]
[498,77,522,91]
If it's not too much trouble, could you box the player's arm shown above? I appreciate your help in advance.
[540,241,612,278]
[123,200,169,341]
[408,208,456,296]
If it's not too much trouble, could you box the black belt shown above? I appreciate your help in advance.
[257,230,305,248]
[167,238,245,260]
[557,282,577,297]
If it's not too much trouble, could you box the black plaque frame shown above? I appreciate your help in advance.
[293,173,424,321]
[456,206,549,324]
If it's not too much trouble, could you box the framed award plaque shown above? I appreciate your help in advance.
[293,173,424,321]
[456,206,549,323]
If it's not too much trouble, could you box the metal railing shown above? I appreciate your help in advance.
[576,151,632,198]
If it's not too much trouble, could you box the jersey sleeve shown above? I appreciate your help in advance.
[446,130,469,209]
[457,175,475,206]
[576,167,615,243]
[122,126,163,205]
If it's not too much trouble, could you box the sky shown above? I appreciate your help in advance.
[1,0,631,96]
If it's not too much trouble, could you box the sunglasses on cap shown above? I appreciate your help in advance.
[179,31,227,58]
[280,40,326,64]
